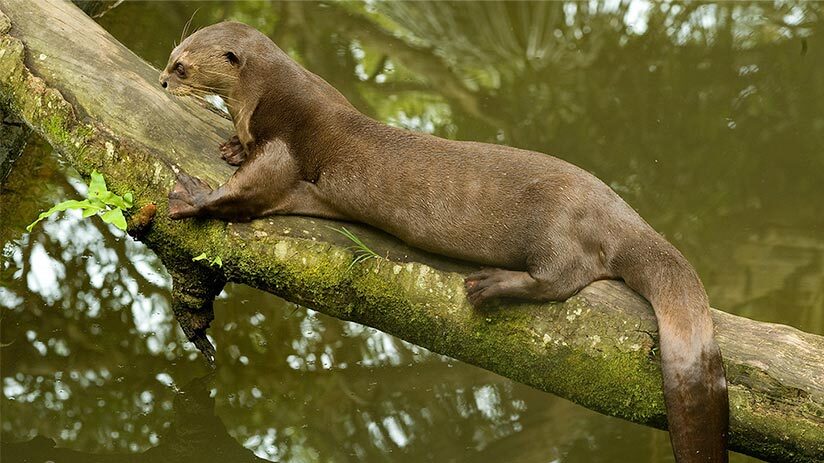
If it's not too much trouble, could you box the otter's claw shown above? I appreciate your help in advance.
[464,269,507,307]
[219,135,247,166]
[169,172,213,219]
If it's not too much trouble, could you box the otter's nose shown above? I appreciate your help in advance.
[161,80,168,89]
[158,73,168,88]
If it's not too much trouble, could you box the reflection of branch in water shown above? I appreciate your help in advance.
[213,358,530,459]
[0,374,269,463]
[709,231,824,334]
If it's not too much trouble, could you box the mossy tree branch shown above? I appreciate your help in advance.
[0,1,821,461]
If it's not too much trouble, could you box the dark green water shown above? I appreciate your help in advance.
[2,2,822,462]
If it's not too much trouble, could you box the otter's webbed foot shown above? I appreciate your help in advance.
[169,172,213,220]
[464,268,538,308]
[219,135,247,166]
[465,269,506,307]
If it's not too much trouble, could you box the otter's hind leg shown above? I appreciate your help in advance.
[464,264,593,308]
[465,269,540,306]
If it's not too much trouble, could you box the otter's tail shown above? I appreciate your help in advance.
[611,236,729,463]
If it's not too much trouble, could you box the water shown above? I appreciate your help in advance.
[2,2,822,462]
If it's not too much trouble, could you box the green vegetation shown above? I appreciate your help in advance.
[192,252,223,268]
[331,226,381,269]
[26,170,133,232]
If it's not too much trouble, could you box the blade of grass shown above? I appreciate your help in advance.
[329,226,380,269]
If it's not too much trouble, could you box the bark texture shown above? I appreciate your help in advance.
[0,1,821,461]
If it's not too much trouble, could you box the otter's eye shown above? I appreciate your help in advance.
[174,62,186,78]
[225,51,240,66]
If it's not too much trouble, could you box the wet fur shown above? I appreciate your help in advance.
[160,21,729,462]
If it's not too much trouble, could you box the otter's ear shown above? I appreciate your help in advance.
[225,51,244,68]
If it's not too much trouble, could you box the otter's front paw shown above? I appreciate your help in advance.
[219,135,246,166]
[168,172,212,220]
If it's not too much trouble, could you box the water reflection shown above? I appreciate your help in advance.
[2,374,269,462]
[211,285,535,462]
[1,142,202,454]
[3,1,823,462]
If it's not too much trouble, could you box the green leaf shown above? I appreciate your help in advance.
[87,196,106,209]
[81,206,102,218]
[85,171,133,210]
[97,191,129,210]
[192,253,208,262]
[100,208,127,231]
[210,256,223,268]
[26,199,94,232]
[87,170,107,198]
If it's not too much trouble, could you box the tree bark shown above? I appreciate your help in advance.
[0,1,821,461]
[0,99,29,183]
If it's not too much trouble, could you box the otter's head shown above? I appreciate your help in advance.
[159,21,261,99]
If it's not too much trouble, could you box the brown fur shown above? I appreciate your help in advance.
[160,21,729,462]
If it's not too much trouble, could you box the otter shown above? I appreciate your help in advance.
[160,21,729,463]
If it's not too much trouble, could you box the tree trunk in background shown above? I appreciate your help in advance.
[0,1,821,461]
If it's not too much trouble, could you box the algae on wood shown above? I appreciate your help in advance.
[0,1,821,461]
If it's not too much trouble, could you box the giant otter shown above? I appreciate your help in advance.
[160,21,729,463]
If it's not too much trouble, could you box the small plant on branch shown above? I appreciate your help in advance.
[192,252,223,268]
[27,170,133,232]
[331,226,380,269]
